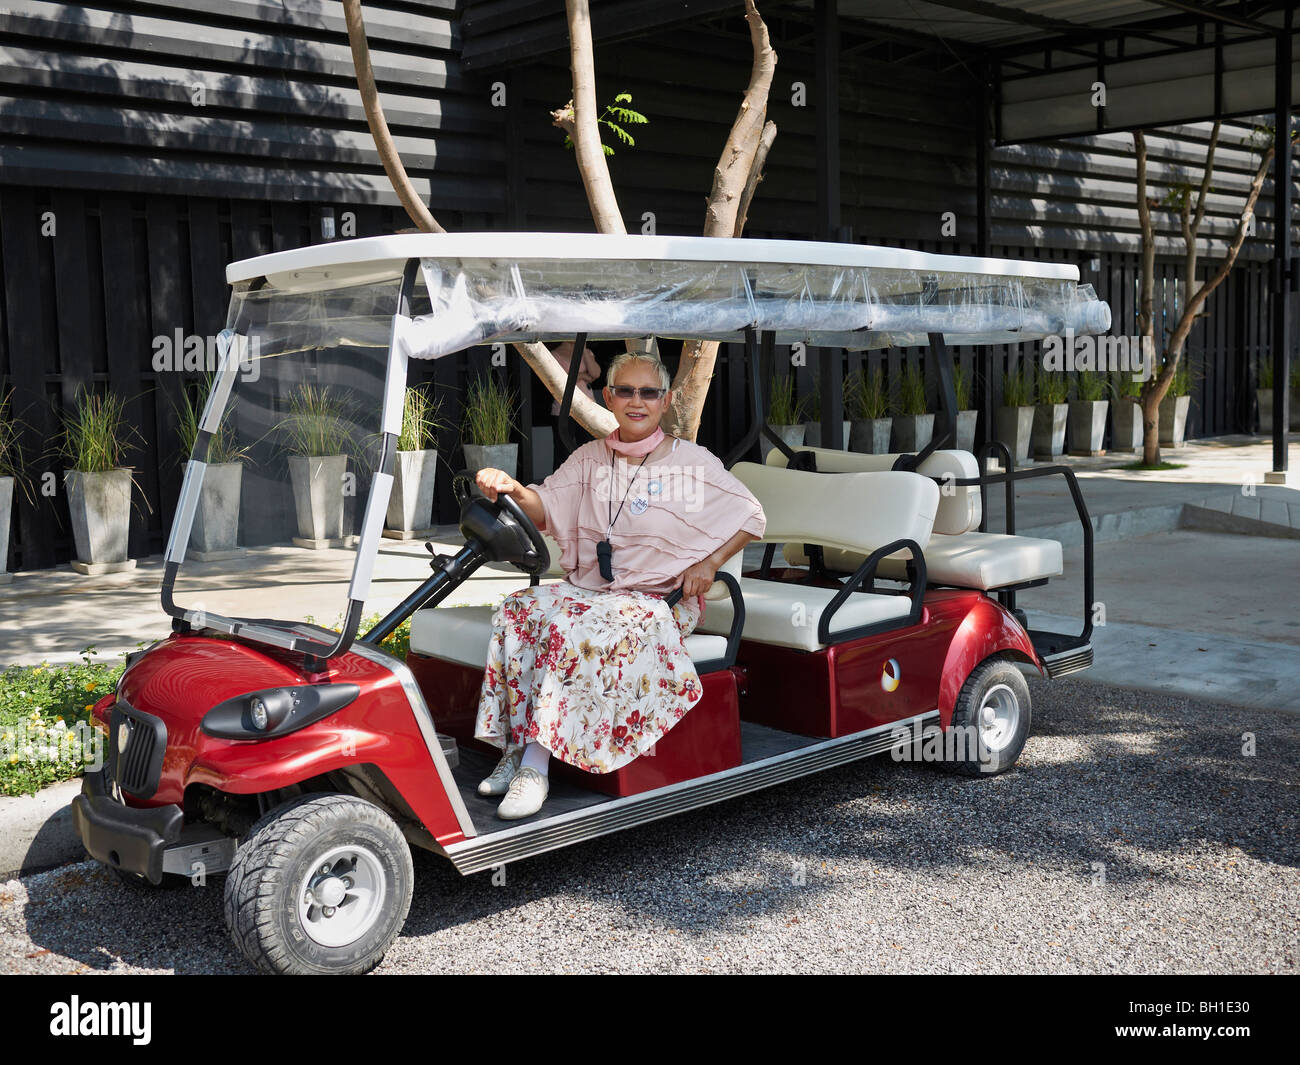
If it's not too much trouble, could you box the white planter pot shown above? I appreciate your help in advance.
[187,461,244,560]
[995,406,1035,465]
[955,409,978,453]
[1111,400,1143,453]
[1068,400,1109,456]
[65,468,135,574]
[1032,403,1068,459]
[892,413,934,454]
[849,418,893,454]
[1256,388,1272,434]
[385,449,438,536]
[0,475,12,585]
[289,454,348,547]
[759,424,806,461]
[1158,395,1190,448]
[463,442,518,481]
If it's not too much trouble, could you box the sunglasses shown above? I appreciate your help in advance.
[608,385,668,401]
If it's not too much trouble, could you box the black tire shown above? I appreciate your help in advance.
[222,793,414,975]
[941,656,1032,777]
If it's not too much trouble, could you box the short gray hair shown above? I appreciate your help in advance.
[607,351,671,391]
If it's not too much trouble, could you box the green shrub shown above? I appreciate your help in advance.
[0,649,126,796]
[767,374,799,426]
[845,367,892,420]
[399,385,446,452]
[898,364,928,416]
[463,375,517,446]
[1037,370,1069,405]
[1074,370,1107,402]
[174,376,249,465]
[1002,367,1033,407]
[281,383,358,457]
[953,364,972,410]
[0,391,24,482]
[58,390,139,472]
[1166,361,1192,398]
[1110,372,1143,401]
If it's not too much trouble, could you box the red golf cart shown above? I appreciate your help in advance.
[70,233,1109,973]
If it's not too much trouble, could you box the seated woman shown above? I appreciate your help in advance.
[472,350,766,819]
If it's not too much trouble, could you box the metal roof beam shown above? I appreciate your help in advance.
[1140,1,1273,33]
[909,0,1089,33]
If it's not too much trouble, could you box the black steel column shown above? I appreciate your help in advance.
[976,59,994,452]
[1272,18,1293,476]
[815,0,844,447]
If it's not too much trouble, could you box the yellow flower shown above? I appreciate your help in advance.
[84,704,93,712]
[84,682,95,691]
[7,753,17,764]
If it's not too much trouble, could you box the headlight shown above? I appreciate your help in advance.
[201,684,361,740]
[249,696,270,731]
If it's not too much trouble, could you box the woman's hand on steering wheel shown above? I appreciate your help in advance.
[676,558,718,600]
[475,467,519,503]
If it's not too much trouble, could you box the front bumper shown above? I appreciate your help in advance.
[71,769,184,884]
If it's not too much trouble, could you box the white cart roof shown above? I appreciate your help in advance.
[226,232,1110,353]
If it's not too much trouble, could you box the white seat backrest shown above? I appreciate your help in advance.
[765,445,980,535]
[704,549,743,601]
[732,463,938,555]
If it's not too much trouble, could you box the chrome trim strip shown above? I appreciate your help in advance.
[349,641,478,841]
[443,710,940,875]
[200,330,244,434]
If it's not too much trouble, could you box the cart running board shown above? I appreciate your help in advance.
[1041,643,1093,678]
[442,710,940,875]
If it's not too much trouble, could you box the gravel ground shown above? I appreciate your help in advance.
[2,678,1296,975]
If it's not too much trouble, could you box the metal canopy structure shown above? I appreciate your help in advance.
[459,0,1294,471]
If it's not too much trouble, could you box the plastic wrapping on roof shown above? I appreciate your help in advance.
[391,256,1112,360]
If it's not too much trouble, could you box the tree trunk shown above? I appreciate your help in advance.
[666,1,778,440]
[343,0,444,234]
[563,0,626,234]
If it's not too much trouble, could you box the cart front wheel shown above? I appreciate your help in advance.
[223,793,414,975]
[943,656,1031,776]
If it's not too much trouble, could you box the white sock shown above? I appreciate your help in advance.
[521,741,550,776]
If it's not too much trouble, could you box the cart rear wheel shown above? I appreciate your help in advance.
[942,656,1031,776]
[223,793,413,975]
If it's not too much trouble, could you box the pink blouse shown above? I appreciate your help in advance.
[530,437,766,595]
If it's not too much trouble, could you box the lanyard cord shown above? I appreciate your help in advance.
[607,451,651,539]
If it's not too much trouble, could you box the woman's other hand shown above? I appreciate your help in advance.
[677,559,719,599]
[476,467,519,502]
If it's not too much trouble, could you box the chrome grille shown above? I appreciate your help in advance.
[110,703,167,799]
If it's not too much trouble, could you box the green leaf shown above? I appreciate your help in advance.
[614,92,633,104]
[601,143,614,156]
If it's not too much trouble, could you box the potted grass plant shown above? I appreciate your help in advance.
[281,383,357,548]
[1068,370,1109,456]
[1110,372,1143,453]
[175,378,249,561]
[1032,369,1069,459]
[798,377,849,449]
[846,366,893,454]
[996,367,1035,464]
[892,364,933,453]
[386,385,445,539]
[1256,361,1273,435]
[953,363,978,453]
[760,373,805,460]
[0,394,24,585]
[59,390,140,575]
[1158,362,1192,448]
[461,374,519,479]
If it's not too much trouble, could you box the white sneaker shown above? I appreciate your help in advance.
[477,746,524,796]
[497,767,549,820]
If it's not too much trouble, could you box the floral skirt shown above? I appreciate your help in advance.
[473,581,704,774]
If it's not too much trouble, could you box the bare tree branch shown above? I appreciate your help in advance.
[343,0,444,234]
[733,120,777,239]
[564,0,626,234]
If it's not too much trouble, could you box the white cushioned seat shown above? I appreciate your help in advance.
[696,578,912,652]
[801,533,1063,590]
[769,446,1063,591]
[411,605,732,670]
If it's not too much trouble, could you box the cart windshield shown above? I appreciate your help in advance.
[162,276,408,658]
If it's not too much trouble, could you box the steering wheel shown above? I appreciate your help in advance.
[452,471,551,578]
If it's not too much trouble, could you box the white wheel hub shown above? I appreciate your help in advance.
[977,683,1020,754]
[297,844,386,948]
